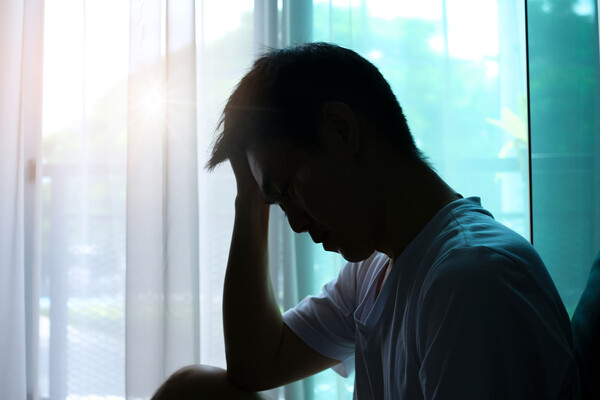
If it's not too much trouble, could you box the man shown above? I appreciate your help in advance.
[153,42,581,399]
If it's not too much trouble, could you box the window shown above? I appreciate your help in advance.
[25,1,600,399]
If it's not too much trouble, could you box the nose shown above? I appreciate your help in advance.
[284,202,310,233]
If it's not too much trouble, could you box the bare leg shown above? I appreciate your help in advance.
[151,365,269,400]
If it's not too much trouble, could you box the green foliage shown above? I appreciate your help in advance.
[527,0,599,154]
[313,3,502,161]
[486,94,528,178]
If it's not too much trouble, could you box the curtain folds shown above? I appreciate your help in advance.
[0,1,43,399]
[126,0,199,397]
[0,2,28,397]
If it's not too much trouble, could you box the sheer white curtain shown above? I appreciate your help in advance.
[0,0,43,399]
[1,0,245,399]
[0,0,29,397]
[125,0,199,398]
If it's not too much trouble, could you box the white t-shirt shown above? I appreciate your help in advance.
[283,197,580,399]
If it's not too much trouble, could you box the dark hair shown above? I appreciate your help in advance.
[206,42,421,170]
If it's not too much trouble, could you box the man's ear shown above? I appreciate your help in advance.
[321,101,361,155]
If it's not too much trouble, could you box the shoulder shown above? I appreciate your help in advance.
[416,242,557,326]
[421,220,559,309]
[420,246,519,305]
[433,245,519,276]
[426,203,550,297]
[416,244,568,335]
[421,198,540,275]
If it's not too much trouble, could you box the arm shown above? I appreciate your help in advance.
[223,154,338,391]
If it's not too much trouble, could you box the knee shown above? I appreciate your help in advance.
[151,364,267,400]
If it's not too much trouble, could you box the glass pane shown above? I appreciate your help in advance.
[313,0,529,240]
[309,1,529,399]
[527,0,600,314]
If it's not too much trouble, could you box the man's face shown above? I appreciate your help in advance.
[246,136,379,263]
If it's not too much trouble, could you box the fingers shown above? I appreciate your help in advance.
[229,152,264,201]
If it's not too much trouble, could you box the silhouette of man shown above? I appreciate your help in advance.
[152,42,581,400]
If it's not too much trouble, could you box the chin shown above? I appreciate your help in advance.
[338,247,374,263]
[324,234,375,263]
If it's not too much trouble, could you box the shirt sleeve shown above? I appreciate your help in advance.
[282,261,359,377]
[415,246,579,400]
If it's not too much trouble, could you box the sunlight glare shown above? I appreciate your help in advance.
[140,84,165,120]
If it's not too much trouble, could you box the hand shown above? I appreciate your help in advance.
[228,150,262,200]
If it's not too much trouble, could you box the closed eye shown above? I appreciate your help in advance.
[280,182,292,198]
[263,181,291,210]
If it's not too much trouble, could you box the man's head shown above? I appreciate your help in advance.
[207,42,435,261]
[206,42,422,170]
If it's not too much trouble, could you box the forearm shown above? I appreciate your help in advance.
[222,193,283,389]
[151,365,267,400]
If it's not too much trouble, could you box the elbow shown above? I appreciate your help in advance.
[226,366,272,392]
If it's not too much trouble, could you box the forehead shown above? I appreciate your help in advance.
[246,141,309,193]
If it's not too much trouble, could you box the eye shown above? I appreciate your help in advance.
[280,182,291,198]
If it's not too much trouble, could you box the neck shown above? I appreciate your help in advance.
[375,157,462,261]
